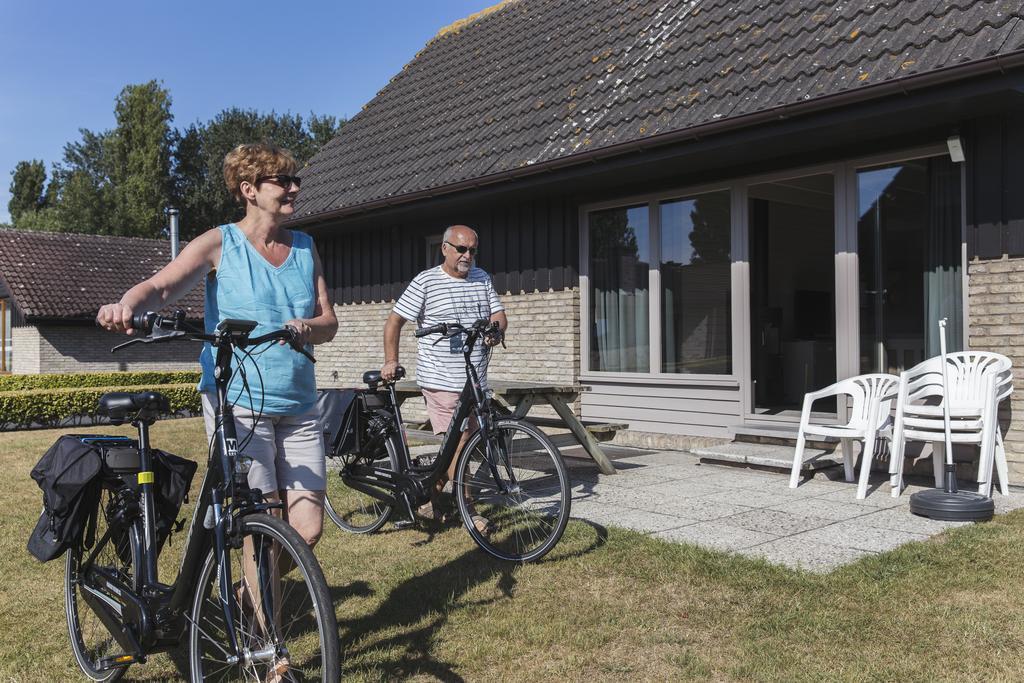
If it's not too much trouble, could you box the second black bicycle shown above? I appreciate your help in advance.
[323,319,572,563]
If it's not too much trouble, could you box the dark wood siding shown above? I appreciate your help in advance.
[315,195,579,304]
[966,110,1024,259]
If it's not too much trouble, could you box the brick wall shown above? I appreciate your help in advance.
[315,288,579,423]
[12,324,198,374]
[968,256,1024,481]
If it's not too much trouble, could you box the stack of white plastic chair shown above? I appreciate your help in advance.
[790,374,901,499]
[889,351,1012,498]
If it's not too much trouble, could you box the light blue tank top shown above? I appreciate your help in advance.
[198,224,317,415]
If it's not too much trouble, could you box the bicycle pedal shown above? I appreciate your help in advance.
[98,653,142,669]
[393,519,414,530]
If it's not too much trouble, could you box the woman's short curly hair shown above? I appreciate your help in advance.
[222,142,298,202]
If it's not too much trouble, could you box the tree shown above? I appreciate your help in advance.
[48,128,115,233]
[172,109,344,237]
[8,160,48,222]
[108,81,174,237]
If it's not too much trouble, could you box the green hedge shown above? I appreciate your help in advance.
[0,384,201,429]
[0,371,200,392]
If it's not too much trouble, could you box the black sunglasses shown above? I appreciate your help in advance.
[255,174,302,189]
[444,240,477,256]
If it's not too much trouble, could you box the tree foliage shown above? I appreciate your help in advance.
[174,108,343,237]
[9,82,344,238]
[8,160,48,221]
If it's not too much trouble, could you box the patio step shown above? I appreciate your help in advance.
[691,442,841,472]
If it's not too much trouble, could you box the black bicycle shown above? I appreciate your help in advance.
[64,311,339,681]
[323,319,571,563]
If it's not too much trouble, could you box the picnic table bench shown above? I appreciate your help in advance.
[392,379,622,475]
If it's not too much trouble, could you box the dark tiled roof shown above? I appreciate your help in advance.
[294,0,1024,222]
[0,229,204,321]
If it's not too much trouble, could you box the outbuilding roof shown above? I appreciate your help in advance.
[0,229,204,322]
[293,0,1024,224]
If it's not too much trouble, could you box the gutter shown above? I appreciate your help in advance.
[289,49,1024,229]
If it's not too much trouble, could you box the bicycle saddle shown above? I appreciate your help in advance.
[97,391,171,425]
[363,366,405,387]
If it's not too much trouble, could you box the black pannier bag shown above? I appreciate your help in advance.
[27,436,103,562]
[87,436,198,552]
[28,435,198,562]
[147,449,198,550]
[318,389,359,456]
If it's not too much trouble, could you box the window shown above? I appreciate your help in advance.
[588,205,650,372]
[660,191,732,373]
[586,190,732,375]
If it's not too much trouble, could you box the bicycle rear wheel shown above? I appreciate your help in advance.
[65,487,140,682]
[324,435,399,533]
[188,513,339,682]
[454,418,571,562]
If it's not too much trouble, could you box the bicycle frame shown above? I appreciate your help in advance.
[340,321,519,515]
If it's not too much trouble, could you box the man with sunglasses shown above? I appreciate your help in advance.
[381,224,508,525]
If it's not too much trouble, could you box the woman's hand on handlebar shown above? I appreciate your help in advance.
[283,319,312,348]
[96,302,139,335]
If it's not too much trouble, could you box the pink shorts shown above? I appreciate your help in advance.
[422,388,478,436]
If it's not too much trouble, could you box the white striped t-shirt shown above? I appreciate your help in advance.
[393,266,504,392]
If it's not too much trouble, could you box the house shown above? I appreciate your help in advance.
[0,229,204,374]
[290,0,1024,479]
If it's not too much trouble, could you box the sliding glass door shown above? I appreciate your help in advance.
[857,156,963,374]
[748,174,836,414]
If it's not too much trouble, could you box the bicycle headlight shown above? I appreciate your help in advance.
[234,454,253,476]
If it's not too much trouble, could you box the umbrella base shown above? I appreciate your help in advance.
[909,488,994,522]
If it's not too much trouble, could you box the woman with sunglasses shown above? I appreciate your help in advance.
[97,142,338,565]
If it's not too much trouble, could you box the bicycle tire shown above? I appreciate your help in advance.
[454,418,571,562]
[65,487,141,682]
[324,433,400,534]
[187,513,340,682]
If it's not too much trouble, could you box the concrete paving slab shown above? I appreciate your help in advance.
[560,442,1023,572]
[653,521,780,551]
[856,507,972,535]
[767,498,876,522]
[721,509,835,536]
[814,488,907,508]
[570,502,690,534]
[745,538,876,572]
[794,523,930,553]
[636,480,732,500]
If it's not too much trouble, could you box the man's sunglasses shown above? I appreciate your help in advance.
[444,241,477,256]
[255,174,302,189]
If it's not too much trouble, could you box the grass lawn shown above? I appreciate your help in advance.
[3,419,1024,681]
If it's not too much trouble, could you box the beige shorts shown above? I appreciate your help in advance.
[201,393,326,493]
[422,388,478,436]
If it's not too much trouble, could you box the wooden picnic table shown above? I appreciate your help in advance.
[392,379,619,475]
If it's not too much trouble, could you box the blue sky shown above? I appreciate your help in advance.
[0,0,494,223]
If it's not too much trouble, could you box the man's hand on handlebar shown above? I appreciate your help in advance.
[381,359,400,381]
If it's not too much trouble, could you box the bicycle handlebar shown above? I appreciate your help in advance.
[121,311,316,363]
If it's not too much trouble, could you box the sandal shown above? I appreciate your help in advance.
[265,658,290,683]
[470,515,492,538]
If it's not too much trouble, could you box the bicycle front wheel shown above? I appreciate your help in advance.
[65,487,140,682]
[324,435,399,534]
[454,418,571,562]
[188,513,339,682]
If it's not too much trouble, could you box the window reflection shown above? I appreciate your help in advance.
[589,206,650,372]
[660,192,732,373]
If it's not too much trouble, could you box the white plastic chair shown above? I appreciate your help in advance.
[888,351,1012,497]
[789,373,900,499]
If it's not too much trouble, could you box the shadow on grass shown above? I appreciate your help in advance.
[336,518,608,680]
